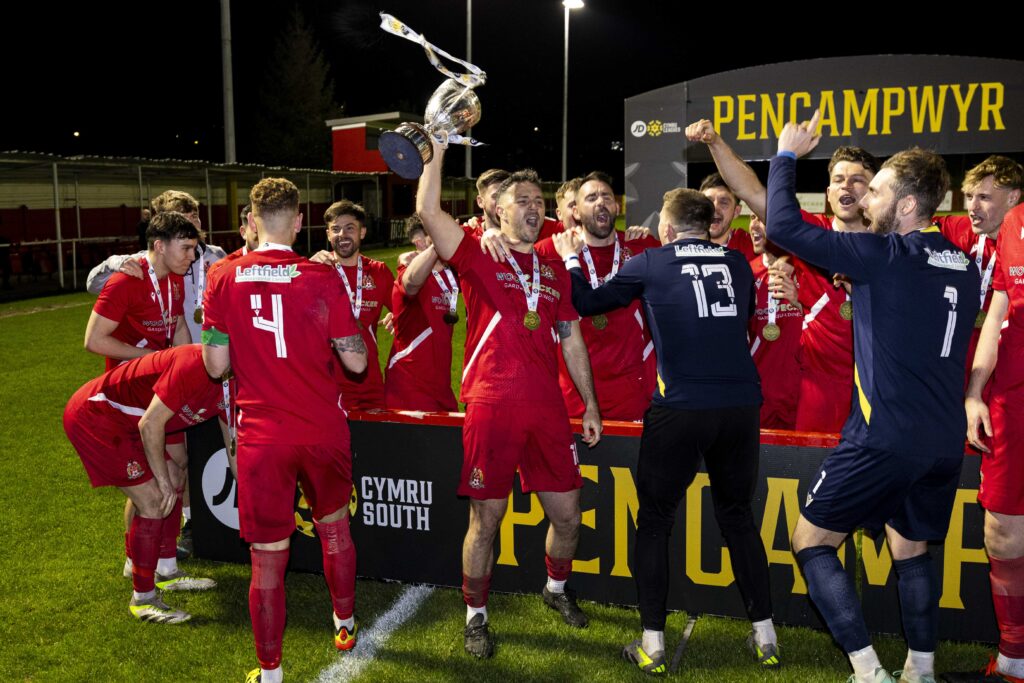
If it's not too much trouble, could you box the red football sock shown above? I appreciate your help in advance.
[158,495,183,560]
[129,516,162,593]
[462,573,491,608]
[545,555,573,582]
[125,532,131,561]
[250,547,289,671]
[316,517,356,620]
[991,555,1024,659]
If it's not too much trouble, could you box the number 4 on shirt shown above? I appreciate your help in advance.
[251,293,287,358]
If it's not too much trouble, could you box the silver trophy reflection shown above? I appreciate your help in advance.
[378,79,481,179]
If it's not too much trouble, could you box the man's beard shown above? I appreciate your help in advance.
[582,211,615,239]
[869,201,900,235]
[333,238,359,258]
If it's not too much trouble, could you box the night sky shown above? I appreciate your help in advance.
[6,1,1022,185]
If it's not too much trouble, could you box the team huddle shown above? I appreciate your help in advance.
[61,111,1024,683]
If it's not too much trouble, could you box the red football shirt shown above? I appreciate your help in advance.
[726,228,756,261]
[207,246,247,278]
[535,233,659,420]
[202,246,361,445]
[447,234,577,405]
[991,204,1024,393]
[93,257,185,371]
[333,256,395,410]
[77,345,224,433]
[748,256,803,429]
[384,262,459,411]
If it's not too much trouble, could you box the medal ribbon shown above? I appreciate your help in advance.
[337,256,364,323]
[502,247,541,316]
[764,257,778,328]
[379,13,487,88]
[975,234,996,309]
[220,376,236,457]
[146,258,173,346]
[431,267,459,316]
[194,246,206,316]
[580,240,621,289]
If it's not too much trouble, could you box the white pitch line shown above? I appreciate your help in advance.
[312,584,434,683]
[0,301,92,319]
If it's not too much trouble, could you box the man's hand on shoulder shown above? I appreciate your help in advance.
[552,229,583,260]
[310,250,338,266]
[120,258,144,280]
[624,226,652,242]
[479,228,511,263]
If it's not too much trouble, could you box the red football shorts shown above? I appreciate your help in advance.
[384,376,458,412]
[979,390,1024,515]
[63,388,165,488]
[795,368,851,433]
[459,400,582,499]
[237,442,352,544]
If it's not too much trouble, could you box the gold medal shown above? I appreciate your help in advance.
[976,310,987,329]
[193,307,204,324]
[229,439,237,459]
[839,300,853,320]
[592,314,608,330]
[523,310,541,330]
[443,311,459,325]
[763,323,781,341]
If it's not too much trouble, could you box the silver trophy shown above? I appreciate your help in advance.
[378,79,481,179]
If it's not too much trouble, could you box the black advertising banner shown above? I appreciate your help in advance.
[623,55,1024,226]
[188,414,996,643]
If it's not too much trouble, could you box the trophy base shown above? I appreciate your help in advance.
[379,124,433,179]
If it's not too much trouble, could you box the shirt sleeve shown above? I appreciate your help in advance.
[328,286,361,340]
[93,272,133,321]
[447,232,481,273]
[569,250,647,316]
[86,252,141,295]
[201,267,229,338]
[767,154,891,282]
[151,348,202,414]
[554,262,578,323]
[993,228,1006,292]
[378,263,396,312]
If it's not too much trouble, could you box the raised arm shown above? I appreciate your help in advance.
[400,245,441,297]
[686,119,767,220]
[416,141,465,262]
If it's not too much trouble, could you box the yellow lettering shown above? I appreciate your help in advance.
[573,465,600,574]
[881,87,905,135]
[686,473,734,586]
[760,93,786,140]
[940,488,989,609]
[496,492,544,567]
[737,94,757,141]
[611,466,640,577]
[951,83,979,132]
[713,96,735,137]
[760,477,806,593]
[788,92,812,123]
[817,91,839,137]
[843,88,879,136]
[860,533,893,586]
[908,85,949,134]
[980,82,1006,131]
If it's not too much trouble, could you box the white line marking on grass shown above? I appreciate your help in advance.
[0,301,92,319]
[313,584,434,683]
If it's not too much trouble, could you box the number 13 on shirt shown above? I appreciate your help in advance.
[681,263,738,318]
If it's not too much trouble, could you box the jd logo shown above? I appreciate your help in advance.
[202,448,239,530]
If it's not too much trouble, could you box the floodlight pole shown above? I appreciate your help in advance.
[221,0,237,163]
[561,1,583,182]
[465,0,473,179]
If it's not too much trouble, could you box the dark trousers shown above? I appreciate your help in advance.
[635,403,772,630]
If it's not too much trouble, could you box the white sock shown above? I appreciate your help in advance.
[156,557,178,575]
[260,666,283,683]
[545,577,566,594]
[333,612,354,631]
[997,653,1024,678]
[182,506,191,522]
[901,649,934,679]
[466,605,488,625]
[752,618,777,648]
[124,557,133,572]
[848,645,882,682]
[132,589,156,601]
[642,629,665,656]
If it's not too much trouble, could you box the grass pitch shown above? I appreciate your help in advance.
[0,246,995,682]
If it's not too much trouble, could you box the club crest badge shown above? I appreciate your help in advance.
[469,467,485,490]
[126,460,144,480]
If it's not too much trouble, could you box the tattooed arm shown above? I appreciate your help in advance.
[332,334,368,374]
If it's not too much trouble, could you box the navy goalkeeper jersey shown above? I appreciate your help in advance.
[568,239,762,410]
[767,154,979,458]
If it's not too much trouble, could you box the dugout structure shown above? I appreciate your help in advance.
[188,412,995,644]
[623,55,1024,227]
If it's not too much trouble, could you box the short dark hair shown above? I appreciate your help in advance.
[882,147,950,220]
[476,168,510,195]
[579,171,614,192]
[405,214,425,240]
[698,173,737,202]
[250,178,299,218]
[151,190,199,216]
[662,188,714,233]
[324,199,366,226]
[239,203,251,226]
[496,169,543,203]
[146,211,200,249]
[829,146,880,176]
